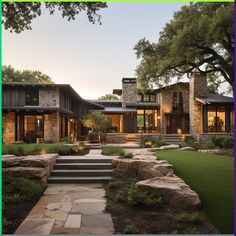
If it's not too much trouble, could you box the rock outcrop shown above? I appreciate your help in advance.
[2,154,58,186]
[112,150,201,210]
[136,176,201,210]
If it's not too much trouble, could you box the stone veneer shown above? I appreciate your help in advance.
[44,112,60,142]
[160,84,189,134]
[122,79,137,107]
[197,133,234,144]
[2,112,15,144]
[189,72,207,135]
[39,87,60,108]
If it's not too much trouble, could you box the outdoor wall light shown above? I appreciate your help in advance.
[177,129,182,134]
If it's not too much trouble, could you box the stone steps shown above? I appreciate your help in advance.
[48,156,113,184]
[51,169,113,177]
[54,163,113,170]
[48,176,112,184]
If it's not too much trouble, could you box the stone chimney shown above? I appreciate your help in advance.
[189,72,207,135]
[122,78,137,107]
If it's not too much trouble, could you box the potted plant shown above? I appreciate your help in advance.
[82,112,111,143]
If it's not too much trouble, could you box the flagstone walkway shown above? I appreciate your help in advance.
[15,183,114,234]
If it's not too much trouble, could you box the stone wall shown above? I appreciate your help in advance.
[189,73,207,135]
[2,154,58,186]
[39,87,60,108]
[160,83,189,134]
[197,133,234,144]
[106,133,127,143]
[122,79,137,107]
[2,112,15,144]
[44,112,60,142]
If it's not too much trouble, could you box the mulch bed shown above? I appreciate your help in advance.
[3,197,41,234]
[60,149,90,156]
[104,179,219,234]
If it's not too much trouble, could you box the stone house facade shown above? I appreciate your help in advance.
[2,83,101,144]
[2,73,234,144]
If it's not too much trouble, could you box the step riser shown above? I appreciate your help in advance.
[54,165,112,170]
[51,172,113,177]
[56,159,112,164]
[48,179,111,184]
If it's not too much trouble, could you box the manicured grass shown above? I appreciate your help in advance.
[2,143,62,155]
[156,150,234,234]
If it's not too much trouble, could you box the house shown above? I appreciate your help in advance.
[2,72,234,144]
[90,72,234,142]
[2,83,101,144]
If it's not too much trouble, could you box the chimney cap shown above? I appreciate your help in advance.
[122,78,136,83]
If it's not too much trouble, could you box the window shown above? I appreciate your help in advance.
[25,88,39,106]
[150,94,156,102]
[207,105,226,132]
[143,94,150,102]
[173,92,183,112]
[24,115,44,143]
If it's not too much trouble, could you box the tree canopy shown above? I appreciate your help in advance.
[134,3,234,92]
[98,94,120,100]
[82,112,111,132]
[2,2,107,33]
[2,65,54,84]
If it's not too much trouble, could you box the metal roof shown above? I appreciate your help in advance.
[196,93,234,104]
[90,107,136,114]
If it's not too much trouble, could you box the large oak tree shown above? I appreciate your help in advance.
[134,3,234,93]
[2,2,107,33]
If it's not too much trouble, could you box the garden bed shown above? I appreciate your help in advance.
[3,198,41,234]
[104,179,218,234]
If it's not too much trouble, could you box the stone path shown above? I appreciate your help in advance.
[15,184,114,234]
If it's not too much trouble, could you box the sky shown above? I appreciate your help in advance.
[3,3,187,99]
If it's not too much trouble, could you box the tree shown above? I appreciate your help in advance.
[82,112,111,132]
[2,2,107,33]
[134,3,234,92]
[98,94,120,100]
[2,65,54,84]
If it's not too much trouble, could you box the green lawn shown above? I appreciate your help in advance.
[156,150,234,234]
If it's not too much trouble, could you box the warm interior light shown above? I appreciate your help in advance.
[157,116,160,119]
[177,129,182,134]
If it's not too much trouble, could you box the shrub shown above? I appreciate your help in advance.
[200,142,215,150]
[184,136,201,150]
[43,139,55,144]
[127,184,162,207]
[143,136,166,148]
[2,175,43,202]
[212,136,234,149]
[33,145,44,154]
[102,146,125,156]
[58,146,74,155]
[13,141,24,144]
[115,193,126,202]
[108,180,123,189]
[14,146,25,156]
[60,137,73,144]
[123,225,140,234]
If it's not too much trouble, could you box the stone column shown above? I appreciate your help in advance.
[189,72,207,135]
[122,78,137,107]
[2,112,15,144]
[44,112,60,142]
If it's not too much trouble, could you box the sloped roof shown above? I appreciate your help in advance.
[196,93,234,104]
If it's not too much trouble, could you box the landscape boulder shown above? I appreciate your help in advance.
[2,154,58,186]
[156,144,180,150]
[136,176,201,210]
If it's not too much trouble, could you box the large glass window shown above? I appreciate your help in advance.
[207,105,226,132]
[230,105,234,133]
[25,88,39,106]
[143,94,150,102]
[24,115,44,142]
[61,116,68,138]
[173,92,183,112]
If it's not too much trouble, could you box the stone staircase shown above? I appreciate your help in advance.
[161,134,184,145]
[125,134,140,145]
[48,157,113,184]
